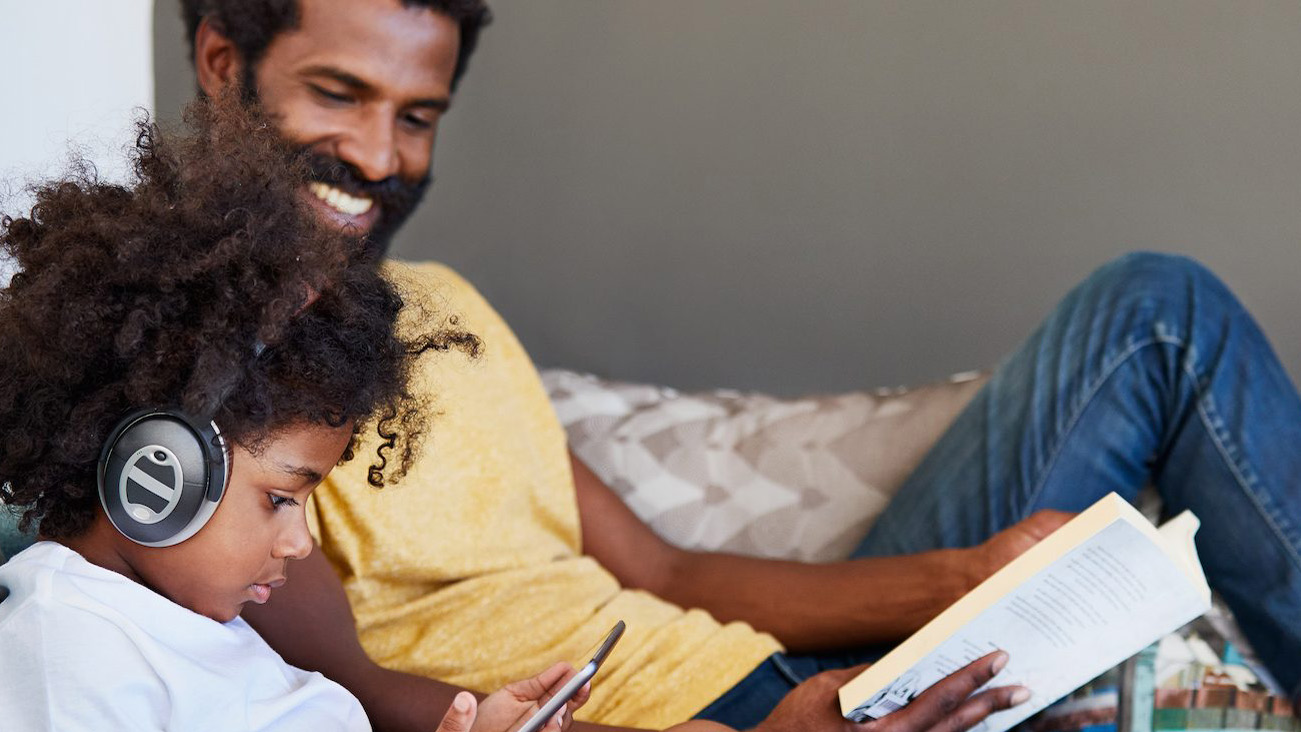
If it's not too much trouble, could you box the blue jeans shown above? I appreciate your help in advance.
[696,252,1301,729]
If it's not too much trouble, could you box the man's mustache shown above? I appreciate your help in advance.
[298,150,432,260]
[301,151,430,206]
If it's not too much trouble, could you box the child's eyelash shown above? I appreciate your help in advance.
[268,494,300,510]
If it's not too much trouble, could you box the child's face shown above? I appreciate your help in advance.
[123,421,354,622]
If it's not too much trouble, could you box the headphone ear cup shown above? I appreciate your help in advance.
[98,409,230,547]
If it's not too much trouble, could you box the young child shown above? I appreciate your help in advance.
[0,101,584,731]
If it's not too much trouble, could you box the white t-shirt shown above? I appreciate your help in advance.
[0,542,370,731]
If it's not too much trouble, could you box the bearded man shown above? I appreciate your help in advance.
[172,2,1301,731]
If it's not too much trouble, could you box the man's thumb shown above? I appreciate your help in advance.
[435,691,478,732]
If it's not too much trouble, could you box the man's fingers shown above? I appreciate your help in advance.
[435,691,478,732]
[892,651,1008,729]
[1023,510,1074,538]
[927,686,1032,732]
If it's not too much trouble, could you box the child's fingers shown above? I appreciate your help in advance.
[434,691,478,732]
[541,706,567,732]
[505,662,575,704]
[533,662,572,692]
[565,681,591,711]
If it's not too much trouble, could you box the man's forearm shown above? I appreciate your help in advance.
[650,547,979,651]
[571,448,982,653]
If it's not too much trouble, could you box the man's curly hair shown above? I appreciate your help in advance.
[0,98,480,539]
[180,0,492,91]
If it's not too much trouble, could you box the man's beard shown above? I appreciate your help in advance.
[301,150,431,262]
[238,72,430,261]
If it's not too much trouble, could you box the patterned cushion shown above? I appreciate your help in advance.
[543,368,987,562]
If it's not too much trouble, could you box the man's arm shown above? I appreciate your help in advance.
[242,544,639,732]
[571,451,1069,651]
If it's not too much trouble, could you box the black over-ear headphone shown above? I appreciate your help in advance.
[97,408,231,547]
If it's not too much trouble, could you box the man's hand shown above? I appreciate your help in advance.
[467,662,591,732]
[974,510,1074,585]
[752,651,1030,732]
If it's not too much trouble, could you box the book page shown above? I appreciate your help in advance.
[843,518,1209,732]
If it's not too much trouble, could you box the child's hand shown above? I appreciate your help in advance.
[433,691,480,732]
[452,662,591,732]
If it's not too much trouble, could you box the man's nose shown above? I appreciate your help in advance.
[335,110,400,182]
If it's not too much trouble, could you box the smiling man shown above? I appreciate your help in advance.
[186,0,478,259]
[176,2,1301,732]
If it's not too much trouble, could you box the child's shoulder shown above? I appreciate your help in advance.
[0,543,171,728]
[0,542,160,658]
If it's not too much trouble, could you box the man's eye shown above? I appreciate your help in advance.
[310,85,353,104]
[402,112,435,130]
[268,494,299,511]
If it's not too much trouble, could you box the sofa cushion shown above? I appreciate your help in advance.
[542,368,987,562]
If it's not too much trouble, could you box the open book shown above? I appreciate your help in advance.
[838,493,1211,732]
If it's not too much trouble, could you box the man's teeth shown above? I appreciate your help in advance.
[308,182,374,216]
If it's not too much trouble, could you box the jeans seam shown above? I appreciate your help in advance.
[1023,324,1301,575]
[1190,368,1301,571]
[1022,332,1183,512]
[770,653,809,686]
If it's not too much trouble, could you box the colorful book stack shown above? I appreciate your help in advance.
[1154,688,1298,732]
[1022,617,1297,732]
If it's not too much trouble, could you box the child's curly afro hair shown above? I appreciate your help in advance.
[0,97,479,539]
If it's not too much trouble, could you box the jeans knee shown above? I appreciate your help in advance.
[1085,251,1240,325]
[1097,251,1210,292]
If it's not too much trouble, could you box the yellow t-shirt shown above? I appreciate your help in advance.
[309,261,780,728]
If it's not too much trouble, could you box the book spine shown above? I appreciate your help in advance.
[1119,644,1158,732]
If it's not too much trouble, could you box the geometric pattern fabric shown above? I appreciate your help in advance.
[542,368,988,562]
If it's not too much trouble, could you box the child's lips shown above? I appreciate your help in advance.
[247,577,286,605]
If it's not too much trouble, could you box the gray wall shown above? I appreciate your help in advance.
[155,1,1301,395]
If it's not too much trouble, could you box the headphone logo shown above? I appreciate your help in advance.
[119,445,186,524]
